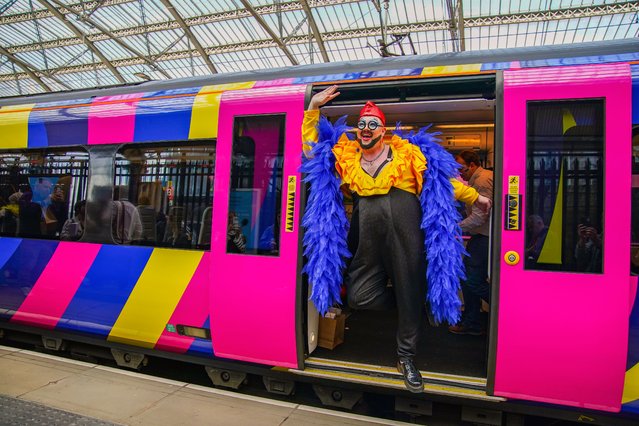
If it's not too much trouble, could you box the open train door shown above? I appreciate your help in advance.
[209,85,306,368]
[494,63,632,411]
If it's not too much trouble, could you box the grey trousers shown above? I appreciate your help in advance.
[346,187,426,359]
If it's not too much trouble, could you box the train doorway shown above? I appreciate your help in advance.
[302,75,498,393]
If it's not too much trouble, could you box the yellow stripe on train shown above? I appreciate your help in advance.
[188,81,255,140]
[0,104,35,149]
[421,64,482,76]
[108,249,203,348]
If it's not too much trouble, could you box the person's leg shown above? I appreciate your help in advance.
[345,196,393,310]
[387,189,425,392]
[452,234,489,334]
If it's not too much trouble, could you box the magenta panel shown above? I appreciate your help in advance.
[155,253,211,353]
[495,63,632,411]
[88,94,143,145]
[254,78,295,88]
[11,242,101,329]
[209,85,306,368]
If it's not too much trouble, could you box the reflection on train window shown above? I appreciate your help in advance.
[525,100,604,273]
[0,148,89,240]
[114,142,215,249]
[228,114,285,256]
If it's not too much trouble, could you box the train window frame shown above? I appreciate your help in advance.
[524,98,605,274]
[226,113,286,257]
[0,147,89,241]
[113,140,216,251]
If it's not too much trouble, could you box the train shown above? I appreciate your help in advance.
[0,38,638,425]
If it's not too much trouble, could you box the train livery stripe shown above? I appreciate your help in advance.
[155,252,211,353]
[0,104,34,148]
[108,249,203,348]
[11,242,101,329]
[30,99,90,147]
[421,64,482,76]
[0,240,57,320]
[623,363,639,405]
[57,245,153,336]
[187,317,213,356]
[0,238,22,270]
[188,82,255,140]
[88,94,143,145]
[134,87,199,142]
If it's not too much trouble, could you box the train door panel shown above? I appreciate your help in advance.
[209,85,305,368]
[495,64,632,411]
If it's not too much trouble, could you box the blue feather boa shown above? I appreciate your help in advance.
[396,125,467,325]
[300,116,351,315]
[301,118,466,324]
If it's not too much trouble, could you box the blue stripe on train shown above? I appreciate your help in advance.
[0,238,22,270]
[0,239,58,320]
[133,87,199,143]
[28,99,91,147]
[56,245,153,336]
[186,316,213,356]
[631,64,639,125]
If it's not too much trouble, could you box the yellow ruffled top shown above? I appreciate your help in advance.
[333,134,425,196]
[302,110,478,203]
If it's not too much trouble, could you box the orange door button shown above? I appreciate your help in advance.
[504,251,520,266]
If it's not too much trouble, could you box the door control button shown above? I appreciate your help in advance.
[504,251,520,265]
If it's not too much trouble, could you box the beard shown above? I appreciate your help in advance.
[357,134,383,150]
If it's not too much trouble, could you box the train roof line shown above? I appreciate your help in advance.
[0,38,637,106]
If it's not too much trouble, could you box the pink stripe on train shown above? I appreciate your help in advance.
[88,94,143,145]
[11,242,101,328]
[155,253,211,353]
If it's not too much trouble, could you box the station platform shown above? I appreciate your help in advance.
[0,345,409,426]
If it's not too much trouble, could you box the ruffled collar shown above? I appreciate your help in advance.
[332,134,426,195]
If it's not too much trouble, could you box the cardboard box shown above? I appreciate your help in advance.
[318,313,346,349]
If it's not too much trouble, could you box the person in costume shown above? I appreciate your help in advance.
[301,85,491,392]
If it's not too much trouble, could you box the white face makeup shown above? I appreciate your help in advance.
[356,116,385,150]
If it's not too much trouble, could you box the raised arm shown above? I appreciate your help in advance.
[302,85,340,156]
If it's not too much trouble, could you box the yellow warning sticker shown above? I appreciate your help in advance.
[506,194,520,231]
[285,175,296,232]
[508,175,519,195]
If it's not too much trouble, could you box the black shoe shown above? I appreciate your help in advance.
[397,357,424,393]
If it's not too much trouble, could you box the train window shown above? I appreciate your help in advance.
[525,100,604,273]
[0,148,89,240]
[114,142,215,249]
[227,114,285,256]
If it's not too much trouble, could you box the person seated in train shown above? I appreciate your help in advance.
[227,211,246,253]
[17,190,43,238]
[449,150,493,336]
[112,187,143,244]
[525,214,548,268]
[300,85,491,393]
[45,185,68,236]
[575,217,602,273]
[60,200,86,241]
[0,192,21,236]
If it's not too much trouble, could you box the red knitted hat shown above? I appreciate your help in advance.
[359,101,385,126]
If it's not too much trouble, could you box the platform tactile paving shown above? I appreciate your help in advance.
[0,395,119,426]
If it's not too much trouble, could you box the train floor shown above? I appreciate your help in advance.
[0,344,414,426]
[313,309,488,378]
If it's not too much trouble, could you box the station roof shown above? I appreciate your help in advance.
[0,0,637,97]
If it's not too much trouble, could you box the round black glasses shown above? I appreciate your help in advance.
[357,120,380,131]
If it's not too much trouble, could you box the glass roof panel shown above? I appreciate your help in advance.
[0,0,636,96]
